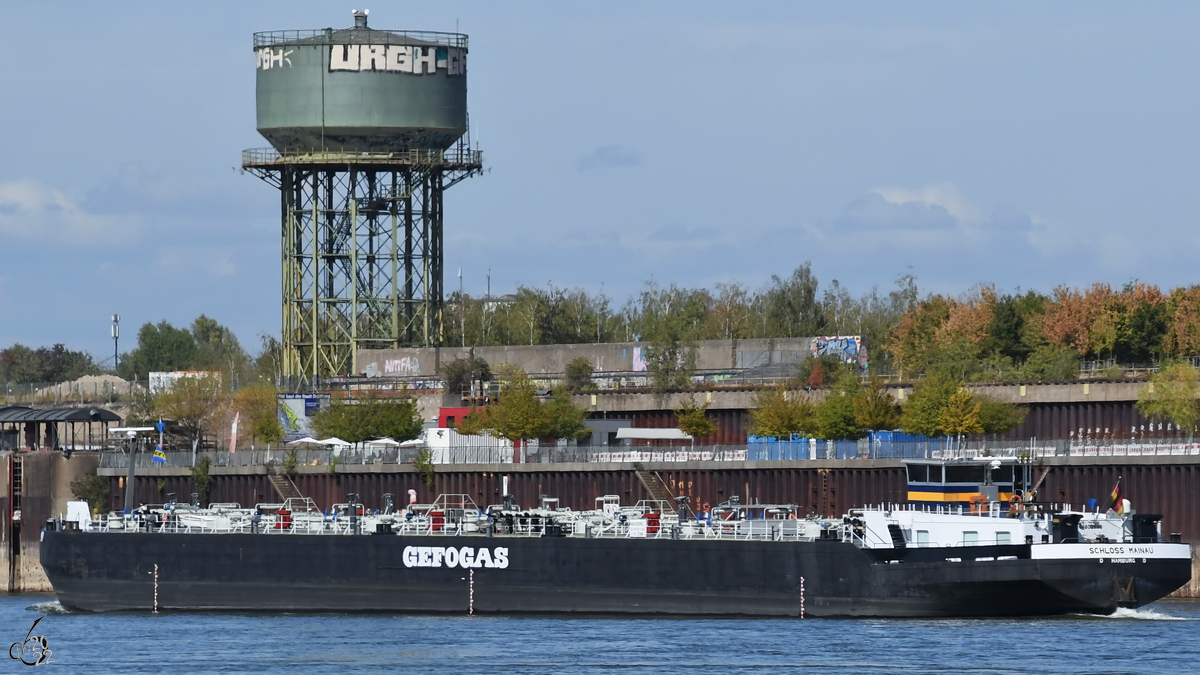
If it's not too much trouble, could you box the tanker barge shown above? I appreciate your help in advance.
[40,490,1191,618]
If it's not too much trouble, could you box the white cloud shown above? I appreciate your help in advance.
[872,183,984,225]
[0,180,136,244]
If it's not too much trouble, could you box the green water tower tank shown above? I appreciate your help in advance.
[254,10,468,153]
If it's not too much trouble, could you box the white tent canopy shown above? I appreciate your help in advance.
[285,437,321,446]
[615,428,693,441]
[366,437,401,447]
[316,437,350,446]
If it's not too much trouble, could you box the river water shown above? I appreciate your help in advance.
[4,594,1198,674]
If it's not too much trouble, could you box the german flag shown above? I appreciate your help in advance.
[1109,476,1123,514]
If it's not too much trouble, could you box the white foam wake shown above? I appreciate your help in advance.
[25,600,69,615]
[1104,606,1190,621]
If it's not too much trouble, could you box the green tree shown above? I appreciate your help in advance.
[977,397,1028,435]
[0,343,99,383]
[310,393,424,444]
[813,372,864,440]
[190,315,248,375]
[760,264,827,338]
[797,354,850,388]
[70,471,110,513]
[253,335,284,382]
[454,408,489,436]
[191,456,213,503]
[643,341,697,394]
[900,377,958,437]
[1137,361,1200,434]
[852,376,902,431]
[674,395,718,439]
[564,356,595,392]
[1120,299,1168,363]
[440,356,492,398]
[1019,345,1079,381]
[985,291,1047,362]
[543,387,590,440]
[748,386,815,439]
[939,389,984,438]
[117,321,198,381]
[153,374,227,445]
[0,344,38,383]
[233,383,284,448]
[485,366,550,444]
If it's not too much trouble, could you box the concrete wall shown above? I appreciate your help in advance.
[357,338,815,378]
[4,452,98,592]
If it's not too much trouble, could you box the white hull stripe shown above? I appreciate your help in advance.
[1030,543,1191,560]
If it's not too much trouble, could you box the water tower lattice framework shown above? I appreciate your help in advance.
[243,14,482,378]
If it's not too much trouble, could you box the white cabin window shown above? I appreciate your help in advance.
[996,531,1011,545]
[916,530,930,547]
[963,531,979,546]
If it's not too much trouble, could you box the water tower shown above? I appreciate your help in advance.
[243,10,483,378]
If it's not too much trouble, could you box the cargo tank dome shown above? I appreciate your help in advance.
[254,11,468,153]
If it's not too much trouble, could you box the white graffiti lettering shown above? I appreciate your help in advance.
[256,47,294,70]
[328,44,465,75]
[402,546,509,569]
[383,357,421,376]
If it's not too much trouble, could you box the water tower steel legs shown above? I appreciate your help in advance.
[275,165,448,379]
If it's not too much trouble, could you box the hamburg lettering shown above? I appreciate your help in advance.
[403,546,508,569]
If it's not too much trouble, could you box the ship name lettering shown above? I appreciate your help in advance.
[1089,546,1124,555]
[402,545,509,569]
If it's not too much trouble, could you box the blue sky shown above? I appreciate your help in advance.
[3,3,1200,362]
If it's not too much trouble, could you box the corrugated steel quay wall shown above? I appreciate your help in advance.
[996,401,1190,442]
[594,401,1185,444]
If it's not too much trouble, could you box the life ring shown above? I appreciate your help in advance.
[1009,493,1023,510]
[969,495,986,515]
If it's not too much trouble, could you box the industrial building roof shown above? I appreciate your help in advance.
[0,406,122,424]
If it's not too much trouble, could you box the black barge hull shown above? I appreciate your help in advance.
[39,531,1191,618]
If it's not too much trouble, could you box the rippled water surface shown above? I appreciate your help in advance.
[4,594,1199,674]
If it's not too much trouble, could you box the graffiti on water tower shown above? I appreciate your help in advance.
[328,45,466,75]
[810,336,868,371]
[256,47,294,70]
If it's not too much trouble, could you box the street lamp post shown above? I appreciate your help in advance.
[111,315,120,370]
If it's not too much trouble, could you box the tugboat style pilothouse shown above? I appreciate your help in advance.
[40,462,1191,617]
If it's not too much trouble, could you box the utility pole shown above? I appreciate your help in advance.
[459,268,465,348]
[597,282,604,343]
[111,315,120,371]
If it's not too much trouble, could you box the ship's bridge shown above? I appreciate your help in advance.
[903,458,1033,509]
